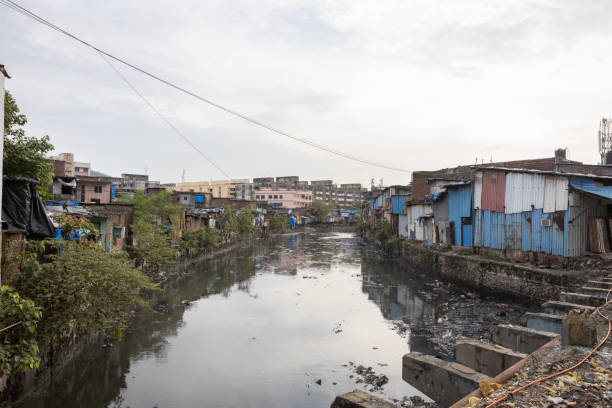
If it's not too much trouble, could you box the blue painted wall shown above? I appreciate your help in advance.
[392,195,405,215]
[448,184,473,246]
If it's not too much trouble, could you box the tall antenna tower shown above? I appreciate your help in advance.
[181,169,186,184]
[599,118,612,165]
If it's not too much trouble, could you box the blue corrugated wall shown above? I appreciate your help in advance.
[474,208,568,256]
[392,195,405,214]
[448,184,473,246]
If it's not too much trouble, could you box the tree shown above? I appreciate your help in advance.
[3,91,54,198]
[312,199,337,222]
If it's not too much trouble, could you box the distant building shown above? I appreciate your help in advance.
[234,182,254,200]
[253,189,312,208]
[175,179,250,198]
[253,177,275,190]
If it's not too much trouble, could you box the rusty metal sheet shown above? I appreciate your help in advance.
[481,171,505,212]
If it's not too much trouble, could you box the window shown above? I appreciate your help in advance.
[183,196,188,201]
[268,195,272,199]
[94,185,102,193]
[274,195,278,199]
[279,195,283,199]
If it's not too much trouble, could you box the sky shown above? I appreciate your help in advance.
[2,0,612,186]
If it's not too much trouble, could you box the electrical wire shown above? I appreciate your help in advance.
[97,51,233,179]
[1,0,413,174]
[0,321,22,333]
[485,288,612,408]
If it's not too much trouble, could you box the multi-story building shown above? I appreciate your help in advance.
[253,189,312,208]
[253,177,275,190]
[234,182,254,200]
[74,161,91,177]
[175,179,250,198]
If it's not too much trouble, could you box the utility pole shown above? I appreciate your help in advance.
[0,64,10,286]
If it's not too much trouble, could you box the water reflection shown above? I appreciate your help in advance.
[14,230,438,408]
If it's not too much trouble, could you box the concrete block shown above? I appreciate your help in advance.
[577,286,611,298]
[330,390,395,408]
[454,338,527,377]
[521,312,564,334]
[559,292,606,307]
[489,324,558,354]
[402,352,490,407]
[586,280,612,289]
[541,300,596,316]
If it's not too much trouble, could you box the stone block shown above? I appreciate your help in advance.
[521,312,564,334]
[454,338,527,377]
[402,352,490,407]
[330,390,395,408]
[490,324,558,354]
[541,301,596,316]
[559,292,605,307]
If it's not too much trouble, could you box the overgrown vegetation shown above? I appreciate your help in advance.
[179,227,222,257]
[19,241,152,347]
[311,199,339,222]
[374,219,402,255]
[3,91,54,199]
[128,191,181,272]
[0,286,41,376]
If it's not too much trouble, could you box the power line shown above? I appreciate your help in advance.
[1,0,412,174]
[97,51,232,179]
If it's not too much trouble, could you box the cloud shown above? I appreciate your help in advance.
[1,0,612,186]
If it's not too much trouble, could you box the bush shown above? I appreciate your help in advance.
[20,241,153,346]
[0,286,41,376]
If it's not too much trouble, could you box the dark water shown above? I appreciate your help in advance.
[15,229,442,408]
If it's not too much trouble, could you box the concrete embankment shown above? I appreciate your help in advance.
[392,242,583,301]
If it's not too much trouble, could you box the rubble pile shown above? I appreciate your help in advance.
[470,342,612,407]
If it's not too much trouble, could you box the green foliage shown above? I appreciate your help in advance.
[179,227,222,257]
[217,209,237,234]
[130,219,177,271]
[3,91,54,199]
[0,285,42,375]
[125,190,181,271]
[374,219,401,254]
[20,241,153,346]
[356,216,369,236]
[236,211,255,236]
[269,215,287,231]
[130,190,181,226]
[311,199,338,222]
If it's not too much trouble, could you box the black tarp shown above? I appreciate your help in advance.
[2,177,55,237]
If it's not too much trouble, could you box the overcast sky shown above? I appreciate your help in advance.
[2,0,611,186]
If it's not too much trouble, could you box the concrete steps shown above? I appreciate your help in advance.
[541,300,596,316]
[402,352,491,407]
[490,324,559,354]
[454,338,527,377]
[587,280,612,289]
[559,291,606,307]
[601,277,612,282]
[577,286,611,298]
[520,312,564,334]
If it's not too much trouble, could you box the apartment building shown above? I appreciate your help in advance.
[175,179,250,198]
[254,189,312,208]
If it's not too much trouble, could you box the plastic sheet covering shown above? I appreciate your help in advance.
[2,177,55,236]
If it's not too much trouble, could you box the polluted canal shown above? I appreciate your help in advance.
[16,229,532,408]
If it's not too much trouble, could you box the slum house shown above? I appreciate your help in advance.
[75,176,112,204]
[210,197,258,211]
[80,203,133,252]
[2,177,56,285]
[470,167,612,261]
[171,191,212,209]
[183,208,220,233]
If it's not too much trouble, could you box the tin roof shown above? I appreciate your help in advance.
[569,177,612,200]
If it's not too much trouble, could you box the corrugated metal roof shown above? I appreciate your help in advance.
[569,177,612,200]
